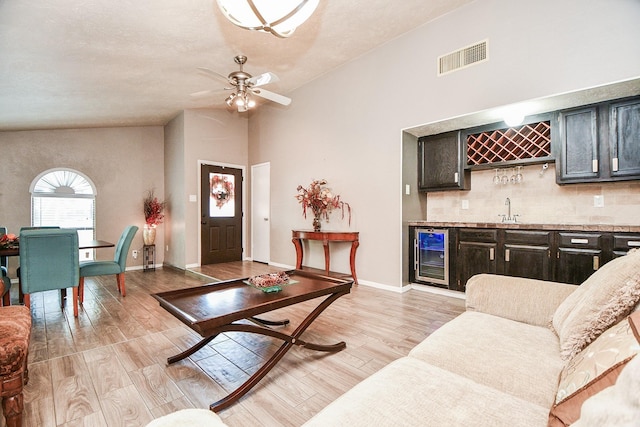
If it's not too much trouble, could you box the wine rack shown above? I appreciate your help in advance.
[466,121,551,166]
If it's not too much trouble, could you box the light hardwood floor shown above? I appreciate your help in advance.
[4,263,465,427]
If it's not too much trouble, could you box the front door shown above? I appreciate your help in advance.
[201,164,243,264]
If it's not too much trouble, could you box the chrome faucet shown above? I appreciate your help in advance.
[499,197,519,223]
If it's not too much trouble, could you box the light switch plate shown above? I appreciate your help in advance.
[461,199,469,210]
[405,184,410,195]
[189,194,197,202]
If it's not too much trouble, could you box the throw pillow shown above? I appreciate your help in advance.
[548,311,640,427]
[551,249,640,360]
[571,347,640,427]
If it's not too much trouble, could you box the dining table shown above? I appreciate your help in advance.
[0,239,115,258]
[0,238,115,303]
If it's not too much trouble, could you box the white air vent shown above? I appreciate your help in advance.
[438,40,488,76]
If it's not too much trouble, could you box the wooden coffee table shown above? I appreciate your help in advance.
[153,269,353,412]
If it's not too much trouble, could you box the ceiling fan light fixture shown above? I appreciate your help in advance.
[225,94,236,107]
[216,0,319,38]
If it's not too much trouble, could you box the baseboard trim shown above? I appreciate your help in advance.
[410,282,466,299]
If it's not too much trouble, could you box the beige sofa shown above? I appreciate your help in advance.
[148,250,640,427]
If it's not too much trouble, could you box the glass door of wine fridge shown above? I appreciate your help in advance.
[414,228,449,286]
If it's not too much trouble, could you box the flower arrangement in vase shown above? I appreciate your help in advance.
[0,233,18,249]
[143,190,165,245]
[295,179,351,231]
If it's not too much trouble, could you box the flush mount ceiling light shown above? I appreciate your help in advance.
[216,0,319,38]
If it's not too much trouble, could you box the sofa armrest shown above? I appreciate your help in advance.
[465,274,578,327]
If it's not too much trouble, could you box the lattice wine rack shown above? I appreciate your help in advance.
[466,121,551,166]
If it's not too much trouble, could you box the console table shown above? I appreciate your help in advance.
[291,230,359,284]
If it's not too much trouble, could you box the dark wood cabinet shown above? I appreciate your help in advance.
[456,229,497,291]
[611,233,640,258]
[555,232,604,285]
[410,225,639,292]
[556,96,640,184]
[556,106,600,183]
[502,230,552,281]
[418,131,470,192]
[609,98,640,179]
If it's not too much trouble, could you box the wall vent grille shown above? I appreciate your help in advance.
[438,40,488,76]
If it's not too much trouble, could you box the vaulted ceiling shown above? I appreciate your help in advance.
[0,0,473,131]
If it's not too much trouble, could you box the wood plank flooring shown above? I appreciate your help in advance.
[4,262,465,427]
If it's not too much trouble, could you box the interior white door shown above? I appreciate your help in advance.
[251,162,270,263]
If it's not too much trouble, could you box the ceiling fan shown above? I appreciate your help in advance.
[193,55,291,112]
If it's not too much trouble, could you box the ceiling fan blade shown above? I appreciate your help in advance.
[248,72,279,87]
[251,88,292,106]
[197,67,231,85]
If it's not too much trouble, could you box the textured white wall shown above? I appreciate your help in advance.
[0,126,165,275]
[248,0,640,289]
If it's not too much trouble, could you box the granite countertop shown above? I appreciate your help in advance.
[407,221,640,233]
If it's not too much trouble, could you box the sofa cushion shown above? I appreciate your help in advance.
[552,249,640,360]
[548,312,640,427]
[408,311,562,408]
[571,352,640,427]
[303,356,549,427]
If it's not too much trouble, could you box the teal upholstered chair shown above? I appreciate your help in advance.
[16,226,60,305]
[19,228,80,317]
[79,225,138,300]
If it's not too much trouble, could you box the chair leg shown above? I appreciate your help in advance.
[1,376,25,427]
[117,273,126,297]
[23,293,30,309]
[78,277,85,304]
[2,289,9,306]
[72,287,78,318]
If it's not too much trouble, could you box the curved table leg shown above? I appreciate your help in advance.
[322,240,330,275]
[167,334,219,364]
[292,238,303,269]
[349,240,360,284]
[205,290,350,412]
[250,316,290,327]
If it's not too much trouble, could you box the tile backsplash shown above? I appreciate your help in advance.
[425,164,640,226]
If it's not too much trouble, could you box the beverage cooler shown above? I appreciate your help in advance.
[413,228,449,287]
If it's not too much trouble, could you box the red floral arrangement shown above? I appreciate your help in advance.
[295,179,351,224]
[143,190,166,226]
[0,233,18,249]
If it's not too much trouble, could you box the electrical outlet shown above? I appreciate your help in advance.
[132,250,138,259]
[594,195,604,208]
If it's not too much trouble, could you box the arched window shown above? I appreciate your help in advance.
[30,169,97,258]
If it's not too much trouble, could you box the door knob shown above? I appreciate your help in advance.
[264,218,269,221]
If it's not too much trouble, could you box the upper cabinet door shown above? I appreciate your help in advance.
[609,98,640,179]
[556,106,600,183]
[418,131,469,192]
